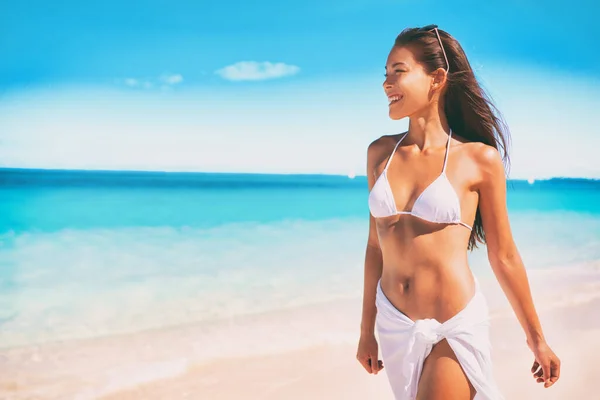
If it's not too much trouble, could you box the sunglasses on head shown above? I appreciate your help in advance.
[417,24,449,73]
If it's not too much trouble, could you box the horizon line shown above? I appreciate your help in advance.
[1,166,598,182]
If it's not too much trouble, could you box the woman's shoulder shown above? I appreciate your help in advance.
[367,132,406,156]
[450,132,501,164]
[457,140,505,182]
[366,132,406,176]
[462,142,502,168]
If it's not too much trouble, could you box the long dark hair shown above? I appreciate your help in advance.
[395,26,511,250]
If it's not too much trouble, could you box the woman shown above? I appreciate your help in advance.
[356,25,560,400]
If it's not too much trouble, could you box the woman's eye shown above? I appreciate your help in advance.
[384,70,405,77]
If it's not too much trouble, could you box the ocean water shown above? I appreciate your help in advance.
[0,168,599,348]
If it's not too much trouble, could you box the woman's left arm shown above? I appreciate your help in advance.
[475,145,560,389]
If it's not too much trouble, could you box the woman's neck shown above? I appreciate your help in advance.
[407,115,450,151]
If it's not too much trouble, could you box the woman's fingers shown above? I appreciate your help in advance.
[360,355,372,373]
[358,354,384,374]
[545,359,560,388]
[371,353,379,375]
[371,357,384,374]
[551,358,561,383]
[531,356,560,388]
[542,363,551,386]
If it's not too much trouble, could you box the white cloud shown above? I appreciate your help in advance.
[215,61,300,81]
[119,74,182,90]
[161,74,183,85]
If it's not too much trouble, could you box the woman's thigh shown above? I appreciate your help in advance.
[416,339,475,400]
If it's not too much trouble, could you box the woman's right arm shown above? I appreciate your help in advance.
[357,139,385,374]
[360,140,384,336]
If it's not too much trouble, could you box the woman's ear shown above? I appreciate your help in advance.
[431,68,447,90]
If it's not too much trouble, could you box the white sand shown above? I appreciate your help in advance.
[2,263,599,400]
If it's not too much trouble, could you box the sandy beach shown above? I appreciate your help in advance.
[2,262,599,400]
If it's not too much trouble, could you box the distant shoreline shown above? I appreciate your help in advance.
[1,166,598,183]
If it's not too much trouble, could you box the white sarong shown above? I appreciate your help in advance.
[375,278,504,400]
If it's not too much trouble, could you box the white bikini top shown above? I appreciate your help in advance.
[368,130,472,230]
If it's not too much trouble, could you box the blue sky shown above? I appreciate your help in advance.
[1,0,599,178]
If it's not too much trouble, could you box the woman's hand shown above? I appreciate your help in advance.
[356,334,384,374]
[528,340,560,388]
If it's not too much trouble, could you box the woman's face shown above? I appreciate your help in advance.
[383,45,436,120]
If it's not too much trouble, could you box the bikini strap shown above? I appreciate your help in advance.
[384,132,408,171]
[458,221,472,230]
[442,129,453,173]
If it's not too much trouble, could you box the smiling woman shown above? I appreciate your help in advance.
[357,25,561,400]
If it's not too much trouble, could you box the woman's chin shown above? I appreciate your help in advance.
[388,103,408,120]
[388,111,407,120]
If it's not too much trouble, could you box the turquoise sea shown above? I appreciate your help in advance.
[1,168,599,348]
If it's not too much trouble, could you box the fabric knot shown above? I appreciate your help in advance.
[413,318,443,345]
